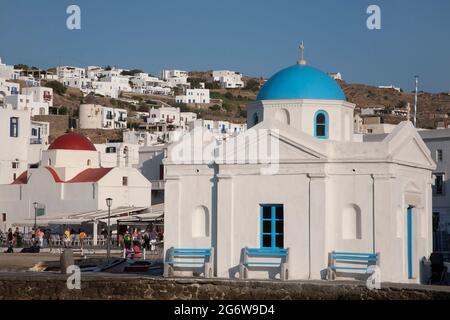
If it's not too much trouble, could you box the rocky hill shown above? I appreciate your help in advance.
[40,75,450,142]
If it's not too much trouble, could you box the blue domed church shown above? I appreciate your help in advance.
[164,47,435,284]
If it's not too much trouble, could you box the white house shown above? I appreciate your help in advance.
[148,106,181,128]
[211,70,244,88]
[0,132,152,231]
[378,85,402,92]
[175,88,210,104]
[57,66,86,80]
[0,105,50,185]
[0,107,30,184]
[79,104,127,130]
[419,129,450,252]
[0,57,18,80]
[160,69,189,88]
[164,59,435,284]
[95,142,140,168]
[4,86,52,116]
[0,77,20,99]
[328,72,343,81]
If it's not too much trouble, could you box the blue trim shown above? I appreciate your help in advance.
[260,204,284,249]
[407,207,413,279]
[314,110,329,139]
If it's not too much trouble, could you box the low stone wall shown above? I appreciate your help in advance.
[0,273,449,300]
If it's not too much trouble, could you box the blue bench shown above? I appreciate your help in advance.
[239,247,289,280]
[164,247,214,278]
[327,251,380,280]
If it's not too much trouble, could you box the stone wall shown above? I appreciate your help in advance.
[0,273,449,300]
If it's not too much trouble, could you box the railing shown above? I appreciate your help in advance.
[151,180,165,190]
[30,138,42,144]
[0,236,164,259]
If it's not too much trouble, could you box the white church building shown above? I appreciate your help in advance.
[163,56,436,283]
[0,132,152,231]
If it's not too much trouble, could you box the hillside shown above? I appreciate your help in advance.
[41,76,450,142]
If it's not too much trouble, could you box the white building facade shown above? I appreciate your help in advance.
[164,62,435,284]
[211,70,244,88]
[175,88,210,104]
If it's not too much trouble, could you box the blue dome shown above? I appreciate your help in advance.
[256,64,345,101]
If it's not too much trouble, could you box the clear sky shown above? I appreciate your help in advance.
[1,0,449,92]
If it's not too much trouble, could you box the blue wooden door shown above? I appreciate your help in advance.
[407,207,413,279]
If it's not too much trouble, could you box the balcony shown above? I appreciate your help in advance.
[30,138,42,144]
[151,180,165,190]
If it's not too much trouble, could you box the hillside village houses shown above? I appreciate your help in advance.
[175,88,211,104]
[160,69,189,88]
[164,54,436,284]
[78,104,127,130]
[210,70,244,88]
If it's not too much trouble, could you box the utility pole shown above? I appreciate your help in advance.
[413,75,419,127]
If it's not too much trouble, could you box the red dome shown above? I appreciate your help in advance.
[48,132,97,151]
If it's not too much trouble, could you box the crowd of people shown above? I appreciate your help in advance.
[2,225,164,256]
[119,226,163,258]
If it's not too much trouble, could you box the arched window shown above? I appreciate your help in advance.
[275,108,290,125]
[252,113,259,126]
[192,206,210,238]
[314,110,329,139]
[342,204,362,240]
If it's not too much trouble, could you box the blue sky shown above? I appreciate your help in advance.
[1,0,450,92]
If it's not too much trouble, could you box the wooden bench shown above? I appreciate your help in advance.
[164,247,214,278]
[239,247,289,280]
[327,251,380,280]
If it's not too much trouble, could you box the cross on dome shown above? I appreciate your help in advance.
[298,41,306,65]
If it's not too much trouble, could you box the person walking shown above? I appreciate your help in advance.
[7,228,14,252]
[79,230,87,249]
[64,228,71,248]
[14,227,22,247]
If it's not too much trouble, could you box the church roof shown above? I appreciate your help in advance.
[48,132,97,151]
[256,64,345,101]
[12,171,28,184]
[66,168,113,183]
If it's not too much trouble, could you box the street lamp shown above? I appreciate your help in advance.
[105,198,113,259]
[33,202,38,232]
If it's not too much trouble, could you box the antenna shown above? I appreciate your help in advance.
[413,75,419,127]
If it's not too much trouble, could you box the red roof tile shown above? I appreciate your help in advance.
[12,171,28,184]
[67,168,113,183]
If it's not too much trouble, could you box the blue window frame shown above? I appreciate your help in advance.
[314,110,328,139]
[260,204,284,249]
[10,117,19,137]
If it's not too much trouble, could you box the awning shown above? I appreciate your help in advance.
[11,205,160,227]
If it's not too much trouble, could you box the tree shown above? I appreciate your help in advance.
[45,80,67,95]
[121,69,144,76]
[244,79,260,92]
[58,106,68,115]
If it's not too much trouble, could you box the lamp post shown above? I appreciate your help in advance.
[105,198,113,259]
[33,202,38,232]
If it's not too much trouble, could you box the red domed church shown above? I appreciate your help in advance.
[0,132,152,231]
